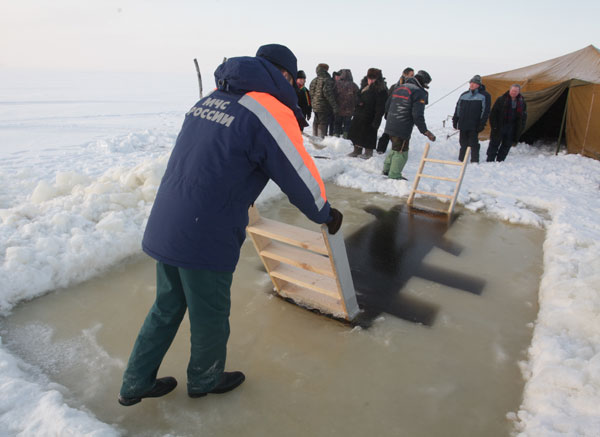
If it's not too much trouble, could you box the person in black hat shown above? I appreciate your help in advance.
[347,68,388,158]
[118,43,343,406]
[452,75,491,162]
[295,70,312,129]
[381,70,436,179]
[377,67,415,154]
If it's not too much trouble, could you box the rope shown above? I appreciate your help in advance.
[426,81,468,110]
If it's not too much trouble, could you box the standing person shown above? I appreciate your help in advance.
[333,69,359,138]
[117,44,344,406]
[382,70,436,180]
[347,68,388,159]
[452,75,491,163]
[295,70,312,130]
[377,67,415,154]
[309,63,338,138]
[486,84,527,162]
[329,71,342,136]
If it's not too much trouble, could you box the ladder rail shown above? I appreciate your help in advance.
[448,147,471,216]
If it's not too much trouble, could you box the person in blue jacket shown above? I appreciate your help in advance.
[452,75,491,163]
[118,44,343,406]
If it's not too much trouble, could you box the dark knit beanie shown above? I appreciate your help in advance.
[297,70,306,79]
[256,43,298,81]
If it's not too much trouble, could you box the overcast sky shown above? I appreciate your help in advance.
[1,0,598,92]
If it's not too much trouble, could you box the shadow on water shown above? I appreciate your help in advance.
[347,204,486,328]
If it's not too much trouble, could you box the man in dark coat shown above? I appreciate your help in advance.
[309,63,338,138]
[347,68,388,159]
[452,75,491,163]
[118,44,344,406]
[382,70,436,179]
[486,84,527,162]
[295,70,312,130]
[333,69,359,138]
[377,67,414,154]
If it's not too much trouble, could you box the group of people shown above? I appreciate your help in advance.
[297,65,528,180]
[452,75,527,163]
[116,44,528,408]
[298,64,436,178]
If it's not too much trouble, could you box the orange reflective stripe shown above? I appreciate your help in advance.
[245,91,327,203]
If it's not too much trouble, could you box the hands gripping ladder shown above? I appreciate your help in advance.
[407,143,470,217]
[246,206,359,321]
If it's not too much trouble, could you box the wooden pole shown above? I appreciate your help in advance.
[581,93,595,155]
[193,59,203,99]
[555,88,570,155]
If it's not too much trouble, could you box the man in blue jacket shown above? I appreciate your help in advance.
[118,44,343,406]
[452,75,491,163]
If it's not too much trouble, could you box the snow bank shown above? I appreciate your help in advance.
[1,123,599,435]
[0,337,118,436]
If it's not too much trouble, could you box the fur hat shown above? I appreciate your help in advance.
[256,43,298,81]
[367,68,382,80]
[316,63,329,73]
[470,74,482,85]
[297,70,306,79]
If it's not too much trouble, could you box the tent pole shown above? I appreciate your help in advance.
[581,93,595,155]
[555,88,570,155]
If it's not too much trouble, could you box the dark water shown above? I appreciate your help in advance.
[0,184,543,436]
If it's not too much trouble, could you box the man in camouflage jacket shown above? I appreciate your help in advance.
[309,63,338,138]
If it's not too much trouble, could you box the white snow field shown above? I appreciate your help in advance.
[1,70,599,435]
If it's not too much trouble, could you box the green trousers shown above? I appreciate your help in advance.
[383,150,409,179]
[120,262,233,397]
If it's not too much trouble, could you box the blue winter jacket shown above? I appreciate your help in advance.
[142,56,332,271]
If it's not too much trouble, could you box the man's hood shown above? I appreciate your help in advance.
[214,56,305,123]
[340,69,353,82]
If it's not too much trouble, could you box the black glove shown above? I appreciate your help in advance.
[452,117,458,130]
[424,130,436,142]
[326,208,343,235]
[307,112,311,121]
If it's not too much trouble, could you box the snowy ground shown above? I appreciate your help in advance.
[1,71,599,436]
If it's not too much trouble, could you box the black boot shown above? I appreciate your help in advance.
[118,376,177,406]
[188,371,246,398]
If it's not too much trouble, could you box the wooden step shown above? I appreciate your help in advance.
[423,158,463,166]
[417,173,458,182]
[270,264,339,299]
[247,217,328,255]
[260,241,335,277]
[414,189,453,199]
[279,283,345,318]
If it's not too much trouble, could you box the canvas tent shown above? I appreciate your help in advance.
[482,45,600,160]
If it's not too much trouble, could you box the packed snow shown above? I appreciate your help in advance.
[1,71,599,436]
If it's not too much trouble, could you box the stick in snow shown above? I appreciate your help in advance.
[193,58,203,99]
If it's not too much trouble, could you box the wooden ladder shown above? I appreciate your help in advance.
[407,143,470,217]
[246,206,359,321]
